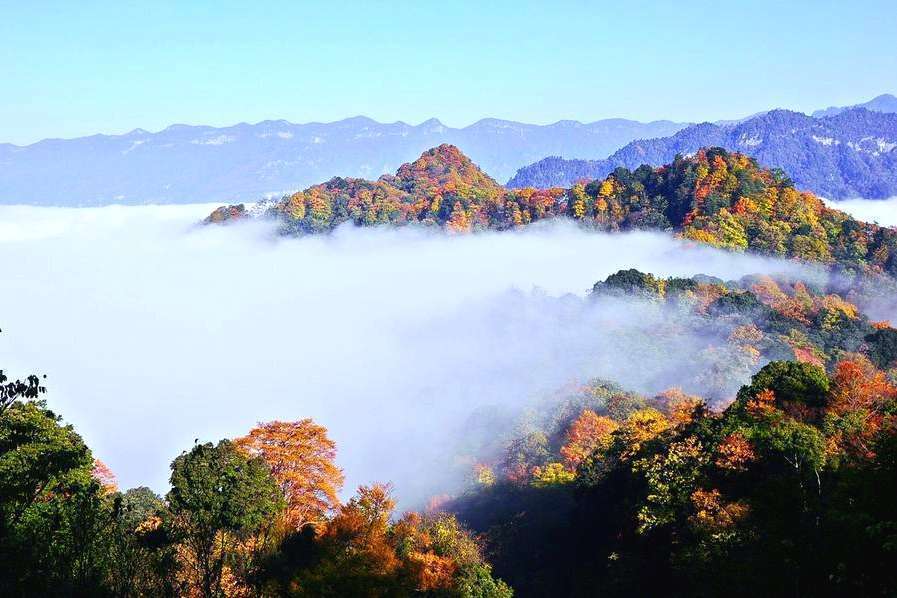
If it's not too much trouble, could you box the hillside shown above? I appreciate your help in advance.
[0,116,684,206]
[508,108,897,198]
[207,144,564,233]
[210,145,897,278]
[446,268,897,597]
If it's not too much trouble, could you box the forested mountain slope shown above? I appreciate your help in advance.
[508,108,897,199]
[209,145,897,278]
[449,269,897,597]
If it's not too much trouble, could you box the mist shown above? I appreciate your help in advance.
[826,196,897,227]
[0,205,812,506]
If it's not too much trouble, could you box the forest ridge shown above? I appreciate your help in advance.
[208,144,897,279]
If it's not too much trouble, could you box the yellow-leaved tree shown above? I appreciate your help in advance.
[235,419,343,530]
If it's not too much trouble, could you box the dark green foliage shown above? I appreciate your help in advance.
[736,361,830,408]
[593,269,664,297]
[707,291,765,317]
[0,401,114,597]
[865,327,897,369]
[453,361,897,597]
[166,440,285,598]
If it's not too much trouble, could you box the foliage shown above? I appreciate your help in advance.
[209,145,897,288]
[166,440,285,597]
[262,483,512,597]
[451,358,897,596]
[235,419,343,530]
[0,400,115,596]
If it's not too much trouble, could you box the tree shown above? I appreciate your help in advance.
[235,419,343,530]
[560,410,618,470]
[285,484,513,597]
[736,360,830,410]
[92,459,118,494]
[865,327,897,369]
[106,487,176,597]
[166,440,284,598]
[0,400,114,595]
[0,369,46,417]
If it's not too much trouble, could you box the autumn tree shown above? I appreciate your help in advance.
[285,484,512,597]
[235,419,343,530]
[92,458,118,494]
[559,409,618,470]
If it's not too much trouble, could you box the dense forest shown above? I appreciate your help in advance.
[451,355,897,596]
[0,355,512,597]
[4,265,897,596]
[208,145,897,280]
[449,270,897,596]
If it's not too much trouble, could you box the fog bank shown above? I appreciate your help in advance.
[826,196,897,227]
[0,206,810,505]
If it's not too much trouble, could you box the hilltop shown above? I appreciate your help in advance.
[209,145,897,278]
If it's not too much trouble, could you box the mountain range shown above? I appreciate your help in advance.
[3,94,896,206]
[507,107,897,199]
[0,117,684,206]
[812,93,897,118]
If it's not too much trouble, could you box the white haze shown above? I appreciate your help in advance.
[0,205,811,507]
[825,196,897,227]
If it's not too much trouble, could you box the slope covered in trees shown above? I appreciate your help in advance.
[4,260,897,596]
[209,145,897,278]
[0,379,511,597]
[450,356,897,596]
[507,108,897,198]
[446,273,897,596]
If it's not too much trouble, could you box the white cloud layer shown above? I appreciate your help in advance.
[825,197,897,227]
[0,206,810,506]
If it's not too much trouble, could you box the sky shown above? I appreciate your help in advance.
[1,1,896,145]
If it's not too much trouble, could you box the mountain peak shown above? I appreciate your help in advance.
[813,94,897,118]
[393,145,501,193]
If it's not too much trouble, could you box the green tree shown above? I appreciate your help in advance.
[735,360,830,409]
[865,327,897,369]
[0,400,114,596]
[166,439,284,598]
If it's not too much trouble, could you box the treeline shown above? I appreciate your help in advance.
[5,267,897,596]
[0,358,510,597]
[593,269,897,374]
[451,357,897,596]
[207,145,897,280]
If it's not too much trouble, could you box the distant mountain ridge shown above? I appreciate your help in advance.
[507,108,897,198]
[812,93,897,118]
[0,116,685,206]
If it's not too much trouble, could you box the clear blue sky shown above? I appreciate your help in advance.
[2,0,895,145]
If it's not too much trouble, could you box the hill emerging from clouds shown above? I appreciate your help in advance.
[508,108,897,199]
[209,144,897,281]
[0,116,684,206]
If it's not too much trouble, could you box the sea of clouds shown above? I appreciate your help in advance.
[0,203,872,506]
[825,196,897,227]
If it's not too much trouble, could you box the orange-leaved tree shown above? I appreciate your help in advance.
[235,419,343,530]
